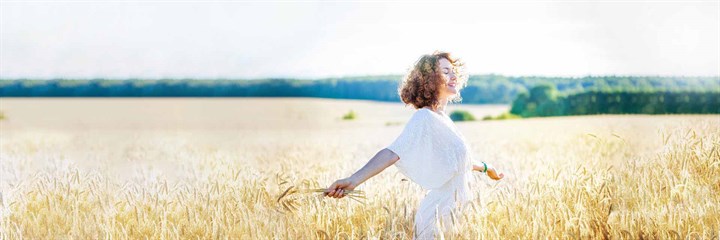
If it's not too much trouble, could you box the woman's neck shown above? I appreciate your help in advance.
[426,99,449,114]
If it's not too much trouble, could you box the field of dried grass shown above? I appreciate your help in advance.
[0,98,718,239]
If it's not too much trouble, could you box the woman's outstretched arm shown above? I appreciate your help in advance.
[324,148,399,199]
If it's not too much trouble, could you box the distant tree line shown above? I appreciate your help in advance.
[0,75,718,105]
[0,78,400,101]
[510,84,720,117]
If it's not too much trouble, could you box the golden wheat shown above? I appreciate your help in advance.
[0,98,718,239]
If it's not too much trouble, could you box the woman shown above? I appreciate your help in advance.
[324,51,504,239]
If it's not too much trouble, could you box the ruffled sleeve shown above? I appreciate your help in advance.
[385,110,458,190]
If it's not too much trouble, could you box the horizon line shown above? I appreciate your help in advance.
[1,73,719,81]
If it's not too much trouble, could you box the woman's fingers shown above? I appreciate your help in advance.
[487,168,505,180]
[330,189,342,198]
[325,180,341,197]
[325,179,354,198]
[324,184,336,196]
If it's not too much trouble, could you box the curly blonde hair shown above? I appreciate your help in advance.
[398,51,468,110]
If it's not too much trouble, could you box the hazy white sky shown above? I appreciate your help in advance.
[1,1,718,79]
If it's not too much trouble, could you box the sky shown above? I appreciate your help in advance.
[1,1,719,79]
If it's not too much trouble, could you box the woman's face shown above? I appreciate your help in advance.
[438,58,458,99]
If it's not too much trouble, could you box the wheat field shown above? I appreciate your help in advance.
[0,98,718,239]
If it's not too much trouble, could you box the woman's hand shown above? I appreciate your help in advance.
[324,177,357,199]
[474,162,505,180]
[486,167,504,180]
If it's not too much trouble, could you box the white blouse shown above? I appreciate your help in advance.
[385,108,480,239]
[386,108,477,190]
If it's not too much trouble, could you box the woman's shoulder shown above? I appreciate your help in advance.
[411,108,432,119]
[407,108,437,125]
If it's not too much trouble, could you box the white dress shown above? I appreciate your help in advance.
[386,108,480,239]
